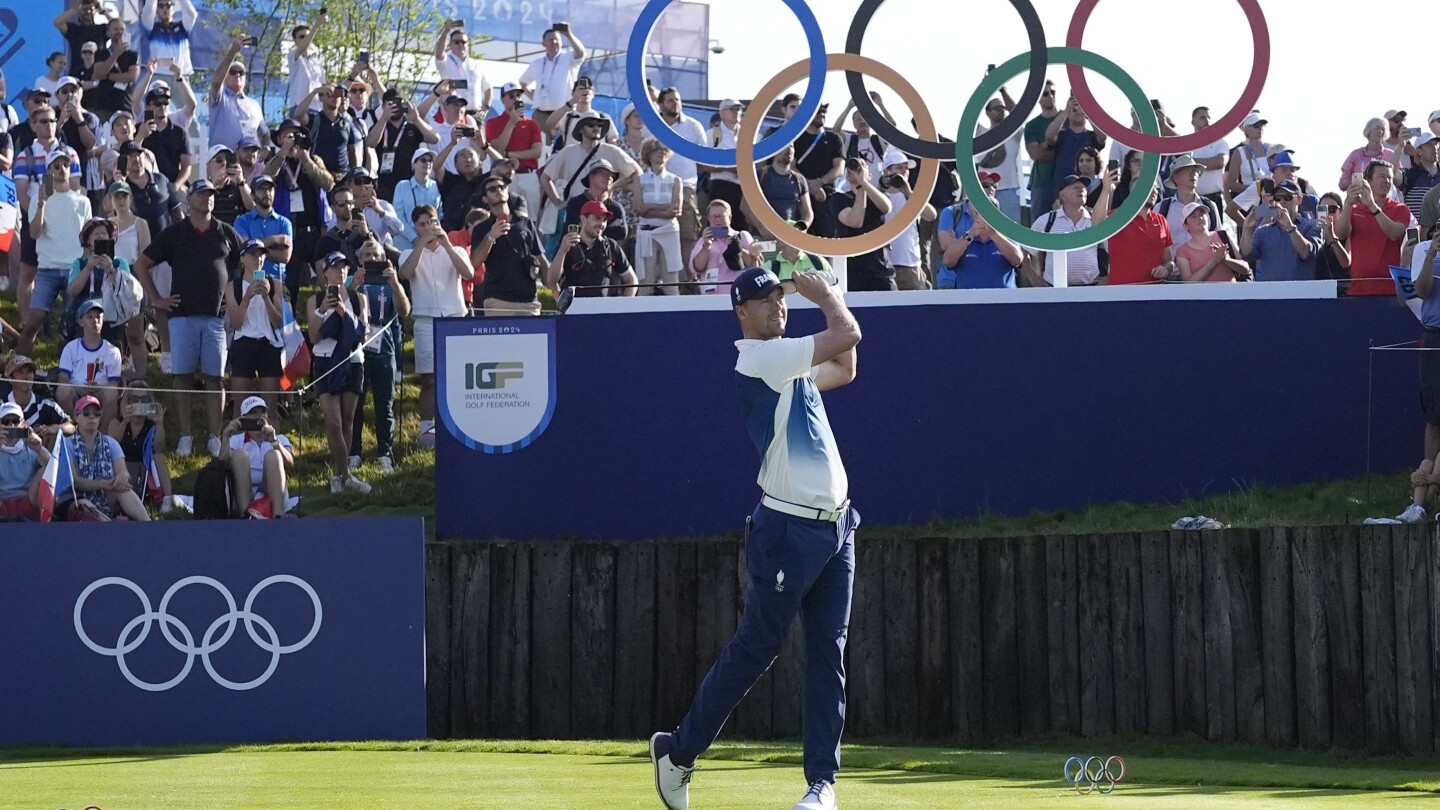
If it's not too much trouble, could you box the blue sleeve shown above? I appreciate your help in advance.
[938,205,955,235]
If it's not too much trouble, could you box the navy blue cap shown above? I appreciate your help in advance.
[78,298,105,315]
[241,239,268,254]
[1274,179,1302,196]
[730,267,796,307]
[249,174,276,190]
[322,251,351,270]
[1060,174,1087,190]
[188,179,217,194]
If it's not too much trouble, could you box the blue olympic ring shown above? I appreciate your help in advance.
[625,0,827,167]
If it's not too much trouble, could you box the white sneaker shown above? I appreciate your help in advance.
[794,779,836,810]
[207,435,222,458]
[330,476,345,494]
[343,475,372,494]
[159,352,172,375]
[1398,503,1427,524]
[175,435,193,457]
[379,456,394,473]
[649,732,693,810]
[348,454,362,470]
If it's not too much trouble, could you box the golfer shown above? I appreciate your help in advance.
[651,267,860,810]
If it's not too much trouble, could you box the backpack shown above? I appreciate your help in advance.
[192,458,237,519]
[1156,196,1219,232]
[1031,210,1109,282]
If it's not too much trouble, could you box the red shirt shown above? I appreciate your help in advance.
[447,229,484,303]
[1105,209,1173,285]
[484,115,544,171]
[1347,199,1410,296]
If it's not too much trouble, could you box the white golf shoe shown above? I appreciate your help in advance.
[794,779,836,810]
[649,732,693,810]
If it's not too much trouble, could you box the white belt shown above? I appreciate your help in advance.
[762,494,848,523]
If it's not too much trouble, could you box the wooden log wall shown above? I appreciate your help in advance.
[425,525,1439,751]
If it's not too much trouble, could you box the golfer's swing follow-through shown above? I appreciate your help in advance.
[650,267,861,810]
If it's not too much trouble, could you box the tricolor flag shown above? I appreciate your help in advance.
[279,298,311,391]
[0,173,17,253]
[38,432,75,523]
[141,428,164,505]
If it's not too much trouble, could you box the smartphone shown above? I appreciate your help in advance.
[496,212,510,225]
[1260,178,1275,195]
[325,283,341,301]
[1,426,27,441]
[709,225,728,240]
[93,238,115,257]
[449,18,464,27]
[1408,226,1421,244]
[238,416,266,432]
[156,57,173,69]
[131,402,159,416]
[986,63,996,74]
[1407,127,1422,139]
[358,51,370,64]
[251,267,266,283]
[566,223,580,236]
[1150,98,1163,111]
[1106,158,1120,172]
[363,260,390,286]
[1256,203,1278,220]
[241,36,258,47]
[451,79,469,90]
[143,109,156,122]
[43,172,55,197]
[1351,172,1364,187]
[754,240,777,254]
[1316,206,1329,224]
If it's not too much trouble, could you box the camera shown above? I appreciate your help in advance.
[882,175,904,190]
[291,131,312,150]
[93,238,115,257]
[238,416,266,432]
[241,36,258,47]
[451,79,469,90]
[844,156,865,173]
[456,125,477,138]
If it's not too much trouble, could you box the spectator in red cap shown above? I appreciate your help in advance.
[68,393,150,520]
[548,199,637,297]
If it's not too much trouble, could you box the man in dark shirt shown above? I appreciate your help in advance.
[563,159,627,242]
[204,144,252,225]
[438,146,487,232]
[134,180,245,456]
[314,186,371,275]
[52,0,108,75]
[123,143,182,236]
[88,19,140,120]
[54,78,100,162]
[828,157,895,291]
[137,86,191,187]
[548,199,637,297]
[790,104,844,238]
[367,90,439,200]
[302,82,364,175]
[470,177,548,313]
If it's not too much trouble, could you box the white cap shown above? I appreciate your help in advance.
[719,98,742,110]
[206,143,235,162]
[411,145,434,163]
[1240,112,1267,128]
[240,395,268,415]
[1418,132,1437,149]
[1181,201,1209,222]
[882,151,916,170]
[1430,110,1440,124]
[0,402,22,421]
[47,146,79,165]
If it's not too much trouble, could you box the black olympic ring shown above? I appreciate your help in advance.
[844,0,1048,160]
[1063,755,1126,794]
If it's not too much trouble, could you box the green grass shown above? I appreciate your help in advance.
[3,737,1439,809]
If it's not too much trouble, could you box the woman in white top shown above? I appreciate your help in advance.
[223,240,285,418]
[105,181,152,375]
[631,137,683,295]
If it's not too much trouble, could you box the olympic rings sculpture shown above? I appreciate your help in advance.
[74,575,323,692]
[626,0,1271,257]
[1063,755,1127,794]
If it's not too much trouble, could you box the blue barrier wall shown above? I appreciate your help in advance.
[436,295,1421,540]
[0,518,426,746]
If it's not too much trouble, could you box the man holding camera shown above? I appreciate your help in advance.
[135,83,191,188]
[548,200,637,298]
[368,89,440,201]
[486,83,544,218]
[434,21,492,116]
[519,22,586,139]
[204,144,253,224]
[265,118,337,303]
[206,37,269,151]
[830,156,893,291]
[294,82,366,176]
[0,402,49,521]
[880,152,935,290]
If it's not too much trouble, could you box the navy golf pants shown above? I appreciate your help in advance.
[671,501,859,784]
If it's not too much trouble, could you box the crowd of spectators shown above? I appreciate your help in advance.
[2,8,1439,520]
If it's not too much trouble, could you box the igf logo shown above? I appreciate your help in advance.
[465,362,524,390]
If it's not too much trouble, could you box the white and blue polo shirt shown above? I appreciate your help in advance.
[735,335,848,512]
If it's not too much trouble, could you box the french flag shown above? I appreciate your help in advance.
[38,432,75,523]
[279,298,311,391]
[141,428,164,505]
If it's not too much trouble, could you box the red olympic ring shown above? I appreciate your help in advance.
[1064,0,1270,155]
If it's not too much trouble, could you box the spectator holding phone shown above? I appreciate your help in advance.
[265,119,337,304]
[351,238,410,474]
[67,218,139,349]
[420,83,489,177]
[548,200,637,297]
[224,240,285,417]
[222,396,295,518]
[309,252,371,494]
[1240,179,1323,281]
[367,90,440,201]
[52,0,108,76]
[518,22,587,138]
[1336,159,1410,296]
[19,147,91,357]
[295,82,366,176]
[68,393,150,521]
[1339,119,1395,192]
[347,167,404,247]
[391,147,442,251]
[88,19,140,122]
[404,205,473,446]
[107,381,183,513]
[434,21,493,116]
[690,199,762,294]
[880,151,936,290]
[206,38,270,151]
[469,180,544,313]
[140,0,199,76]
[0,402,50,521]
[134,82,192,188]
[286,12,328,119]
[204,144,254,224]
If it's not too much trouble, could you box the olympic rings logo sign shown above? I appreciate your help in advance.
[1063,755,1127,794]
[74,575,323,692]
[626,0,1270,257]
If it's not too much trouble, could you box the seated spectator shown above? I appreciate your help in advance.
[1105,185,1175,286]
[1313,192,1353,282]
[1336,159,1410,296]
[769,222,834,282]
[0,402,48,521]
[222,396,295,518]
[140,0,199,76]
[68,393,149,521]
[1339,118,1394,192]
[831,156,894,291]
[1175,202,1249,282]
[106,381,182,513]
[936,209,1025,290]
[691,199,761,294]
[57,299,124,420]
[20,146,91,357]
[351,238,410,475]
[564,159,627,243]
[67,217,140,350]
[224,240,285,417]
[632,137,683,294]
[1403,133,1440,223]
[548,200,637,297]
[3,355,72,442]
[1240,180,1323,281]
[309,252,371,495]
[405,205,474,447]
[741,140,812,239]
[880,151,936,290]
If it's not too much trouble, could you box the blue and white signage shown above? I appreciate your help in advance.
[438,318,557,454]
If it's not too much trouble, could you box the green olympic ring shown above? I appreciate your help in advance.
[956,46,1161,252]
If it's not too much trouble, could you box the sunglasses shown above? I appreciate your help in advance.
[228,68,245,76]
[484,185,505,193]
[451,38,468,45]
[349,88,366,94]
[32,118,56,124]
[353,176,374,185]
[334,199,356,206]
[0,418,21,427]
[1272,194,1294,202]
[415,155,434,162]
[79,409,102,418]
[1323,204,1340,214]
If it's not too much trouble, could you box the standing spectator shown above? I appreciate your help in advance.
[349,168,404,247]
[1239,179,1323,281]
[1384,110,1410,168]
[539,114,640,239]
[769,226,834,282]
[422,87,488,176]
[435,145,487,233]
[975,87,1023,222]
[564,160,627,243]
[1338,118,1395,193]
[936,174,1000,272]
[18,147,90,357]
[224,240,285,417]
[309,252,371,495]
[106,180,152,373]
[1023,172,1116,287]
[741,141,812,239]
[131,62,198,130]
[135,84,192,188]
[4,356,73,443]
[121,147,181,370]
[204,144,253,224]
[87,19,140,122]
[936,208,1025,290]
[1175,203,1248,283]
[880,152,935,290]
[97,111,134,185]
[264,120,337,303]
[0,403,48,521]
[313,187,371,274]
[140,0,199,76]
[206,40,270,151]
[350,238,409,474]
[1313,192,1353,282]
[403,205,473,447]
[66,218,136,350]
[789,104,844,239]
[56,300,123,421]
[1158,155,1221,251]
[613,104,647,239]
[68,394,150,521]
[233,175,294,283]
[1336,159,1409,296]
[236,135,265,182]
[286,13,328,119]
[691,200,761,294]
[133,180,246,457]
[433,23,492,116]
[696,100,747,232]
[649,86,707,267]
[1043,94,1106,214]
[392,148,442,251]
[1022,80,1062,223]
[1403,133,1440,222]
[54,78,99,161]
[1224,112,1271,198]
[832,96,891,185]
[470,179,546,312]
[631,137,683,294]
[548,200,638,297]
[1190,107,1229,213]
[367,90,440,201]
[831,157,894,291]
[1227,151,1313,222]
[486,83,545,217]
[222,396,295,517]
[344,67,385,138]
[295,83,365,176]
[1105,185,1175,286]
[33,53,68,98]
[107,382,180,512]
[52,0,108,76]
[546,77,614,150]
[518,22,587,138]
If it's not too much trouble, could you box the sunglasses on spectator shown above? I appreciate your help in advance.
[485,185,506,193]
[353,176,374,185]
[157,1,173,6]
[1272,194,1294,202]
[334,199,356,206]
[1323,204,1340,214]
[0,417,21,427]
[415,155,434,162]
[349,87,367,94]
[228,68,245,76]
[451,38,468,45]
[79,409,102,418]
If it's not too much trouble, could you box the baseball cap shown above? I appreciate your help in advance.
[1430,110,1440,125]
[1270,153,1301,171]
[47,146,79,166]
[106,181,131,197]
[411,146,435,163]
[106,110,133,128]
[585,158,619,178]
[75,395,102,414]
[249,174,276,190]
[730,267,796,307]
[80,41,98,53]
[241,395,268,415]
[1385,109,1407,121]
[341,167,374,185]
[0,402,22,422]
[978,171,1001,186]
[883,152,916,170]
[206,143,235,162]
[188,178,217,194]
[1059,173,1087,190]
[1240,112,1267,128]
[241,238,268,255]
[5,355,36,376]
[579,199,612,219]
[117,139,143,156]
[1180,201,1209,221]
[720,98,742,110]
[443,94,468,107]
[57,75,80,90]
[237,134,261,149]
[500,81,522,96]
[78,298,105,315]
[322,251,351,270]
[1417,132,1437,149]
[274,118,306,134]
[1274,179,1302,196]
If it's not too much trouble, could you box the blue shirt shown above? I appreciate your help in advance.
[1245,219,1323,282]
[939,238,1016,289]
[938,202,975,243]
[1417,243,1440,329]
[735,336,847,512]
[233,208,294,280]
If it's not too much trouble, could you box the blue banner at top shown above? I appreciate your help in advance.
[442,0,707,58]
[0,0,64,106]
